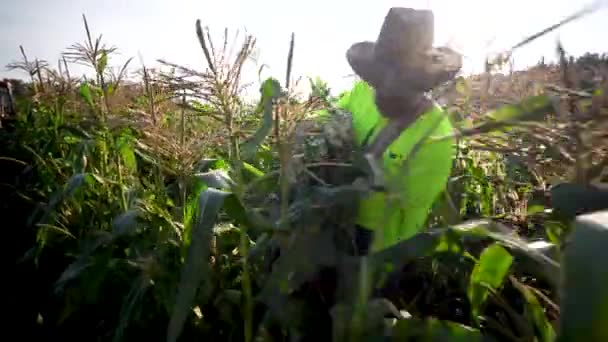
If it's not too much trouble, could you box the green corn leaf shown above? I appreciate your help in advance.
[242,77,281,159]
[339,81,456,251]
[98,50,108,74]
[107,83,115,97]
[113,277,148,342]
[511,278,556,342]
[35,173,97,227]
[181,177,208,251]
[222,194,252,230]
[558,210,608,342]
[54,257,92,292]
[195,169,234,189]
[116,135,137,173]
[112,209,140,237]
[195,158,228,172]
[79,83,95,109]
[459,221,560,287]
[59,124,92,139]
[258,229,338,317]
[486,95,554,123]
[54,231,113,293]
[468,243,513,323]
[430,95,557,142]
[391,318,490,341]
[242,161,264,179]
[90,84,104,97]
[167,188,231,342]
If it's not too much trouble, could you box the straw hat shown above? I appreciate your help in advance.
[346,8,435,89]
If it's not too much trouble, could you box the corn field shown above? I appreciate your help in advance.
[3,8,608,342]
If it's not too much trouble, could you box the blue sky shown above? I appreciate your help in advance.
[1,0,607,94]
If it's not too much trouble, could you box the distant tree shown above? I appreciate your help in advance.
[575,52,608,67]
[0,79,16,120]
[4,79,29,97]
[573,52,608,91]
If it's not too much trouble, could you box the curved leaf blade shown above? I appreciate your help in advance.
[79,83,95,109]
[195,169,234,190]
[242,77,281,159]
[116,134,137,173]
[468,243,513,323]
[167,188,231,342]
[511,278,556,342]
[391,318,490,341]
[98,50,108,74]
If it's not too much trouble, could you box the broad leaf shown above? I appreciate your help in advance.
[391,318,490,341]
[195,169,234,189]
[167,188,231,342]
[181,177,207,252]
[451,220,560,287]
[258,229,338,320]
[432,95,557,140]
[487,95,554,123]
[242,77,281,159]
[35,173,97,226]
[511,278,556,342]
[116,134,137,173]
[98,50,108,74]
[79,83,95,109]
[468,243,513,323]
[195,158,228,173]
[242,161,264,179]
[112,209,140,237]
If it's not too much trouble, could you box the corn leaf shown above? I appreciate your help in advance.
[242,77,281,159]
[98,50,108,74]
[116,135,137,173]
[511,279,556,342]
[167,188,231,342]
[79,83,95,109]
[391,318,490,341]
[468,243,513,323]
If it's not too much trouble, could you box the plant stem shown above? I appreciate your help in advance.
[181,90,186,146]
[351,256,372,342]
[240,229,253,342]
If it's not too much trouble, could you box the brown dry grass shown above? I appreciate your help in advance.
[436,56,608,187]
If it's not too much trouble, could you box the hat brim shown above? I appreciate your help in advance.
[346,41,379,86]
